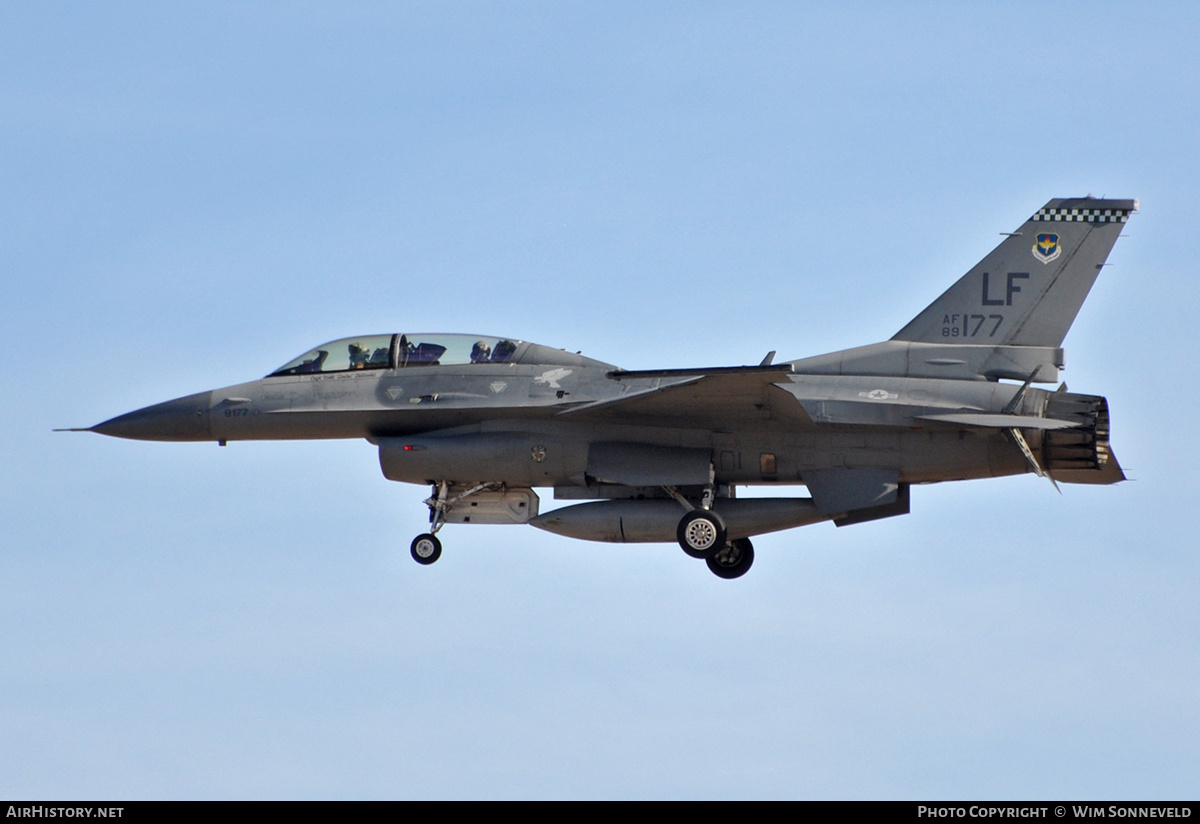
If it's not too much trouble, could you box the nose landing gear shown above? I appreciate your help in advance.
[408,480,457,566]
[410,533,442,565]
[408,481,535,566]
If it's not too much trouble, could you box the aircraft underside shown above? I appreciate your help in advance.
[385,390,1116,579]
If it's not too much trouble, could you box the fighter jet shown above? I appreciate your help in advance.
[73,197,1134,579]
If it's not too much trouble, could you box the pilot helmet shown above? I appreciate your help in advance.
[470,340,492,362]
[348,342,369,367]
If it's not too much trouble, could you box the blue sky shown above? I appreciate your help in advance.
[3,2,1198,799]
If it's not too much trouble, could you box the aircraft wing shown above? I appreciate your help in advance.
[558,364,813,428]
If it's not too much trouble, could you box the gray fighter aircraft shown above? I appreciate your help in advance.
[73,197,1133,578]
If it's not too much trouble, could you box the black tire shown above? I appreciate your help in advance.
[676,510,727,559]
[706,537,754,579]
[410,533,442,565]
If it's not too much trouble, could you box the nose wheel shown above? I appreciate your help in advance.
[410,533,442,565]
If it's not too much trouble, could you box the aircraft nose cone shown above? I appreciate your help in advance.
[91,391,214,441]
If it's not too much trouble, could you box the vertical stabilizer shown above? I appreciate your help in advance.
[892,198,1136,348]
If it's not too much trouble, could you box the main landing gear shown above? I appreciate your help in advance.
[706,537,755,579]
[664,473,755,579]
[676,509,755,579]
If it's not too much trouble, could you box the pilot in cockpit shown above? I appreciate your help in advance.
[491,339,517,362]
[348,342,371,369]
[470,340,492,363]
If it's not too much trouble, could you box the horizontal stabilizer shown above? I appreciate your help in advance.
[916,413,1079,430]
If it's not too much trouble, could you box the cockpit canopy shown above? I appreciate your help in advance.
[267,334,524,377]
[266,333,612,378]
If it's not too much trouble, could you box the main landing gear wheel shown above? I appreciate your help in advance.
[677,510,727,559]
[410,533,442,565]
[706,537,754,579]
